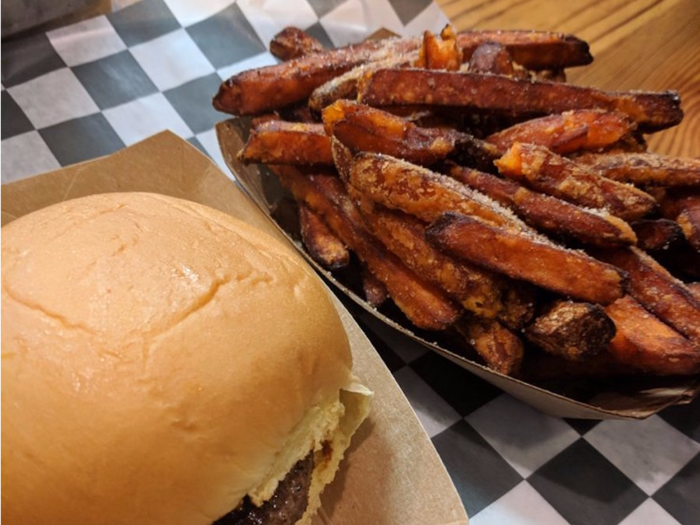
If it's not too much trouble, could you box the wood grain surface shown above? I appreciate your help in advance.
[436,0,699,157]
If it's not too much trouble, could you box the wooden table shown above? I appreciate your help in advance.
[435,0,700,157]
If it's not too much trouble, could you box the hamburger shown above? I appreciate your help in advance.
[1,192,372,525]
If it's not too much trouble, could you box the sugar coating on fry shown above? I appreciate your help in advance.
[426,212,627,304]
[605,296,700,376]
[496,142,657,221]
[348,151,539,236]
[269,26,325,61]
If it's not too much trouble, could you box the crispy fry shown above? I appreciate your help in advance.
[271,165,461,330]
[353,193,533,325]
[361,265,388,308]
[348,152,533,232]
[573,152,700,187]
[524,300,615,361]
[446,162,637,247]
[456,30,591,70]
[455,318,524,375]
[677,206,700,250]
[486,110,636,154]
[358,69,682,131]
[631,219,683,251]
[416,26,462,70]
[269,27,325,61]
[605,296,700,376]
[468,42,518,76]
[298,203,349,269]
[215,37,420,115]
[239,121,332,166]
[495,142,657,221]
[322,100,498,169]
[426,212,627,304]
[596,247,700,343]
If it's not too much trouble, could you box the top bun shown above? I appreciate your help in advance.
[1,192,354,525]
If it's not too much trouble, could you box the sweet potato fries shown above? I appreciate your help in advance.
[216,26,700,380]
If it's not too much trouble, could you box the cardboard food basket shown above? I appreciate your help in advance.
[216,118,700,421]
[1,131,469,525]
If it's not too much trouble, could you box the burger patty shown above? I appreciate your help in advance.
[214,452,315,525]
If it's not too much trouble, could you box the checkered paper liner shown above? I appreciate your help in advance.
[2,1,699,523]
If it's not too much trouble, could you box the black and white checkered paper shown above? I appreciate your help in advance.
[2,1,698,524]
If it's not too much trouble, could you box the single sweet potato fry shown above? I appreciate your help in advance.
[596,246,700,343]
[524,300,616,361]
[574,152,700,187]
[426,212,627,304]
[361,265,388,308]
[456,29,591,70]
[215,37,420,115]
[270,165,461,330]
[348,151,533,232]
[495,142,657,221]
[239,121,332,166]
[455,318,524,376]
[323,100,498,169]
[446,162,637,247]
[416,26,462,71]
[486,110,636,154]
[298,203,349,269]
[631,219,683,251]
[605,295,700,376]
[269,27,325,61]
[358,69,682,132]
[353,193,533,324]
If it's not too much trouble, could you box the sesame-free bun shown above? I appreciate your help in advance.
[1,192,370,525]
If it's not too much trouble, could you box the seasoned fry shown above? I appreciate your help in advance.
[416,26,462,70]
[298,203,349,269]
[495,142,657,221]
[271,165,461,330]
[323,100,498,169]
[455,30,592,69]
[348,152,533,232]
[455,318,524,375]
[573,152,700,187]
[269,27,325,61]
[524,300,615,361]
[358,69,682,131]
[468,41,518,76]
[426,212,627,304]
[239,121,332,166]
[215,38,420,115]
[677,206,700,250]
[631,219,683,251]
[486,110,636,154]
[446,162,637,247]
[596,247,700,343]
[361,265,388,308]
[657,190,700,250]
[353,193,533,325]
[605,296,700,376]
